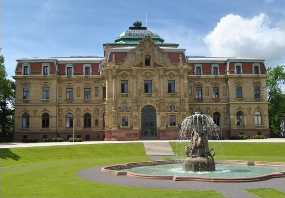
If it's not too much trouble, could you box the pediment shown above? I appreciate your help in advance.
[122,37,173,67]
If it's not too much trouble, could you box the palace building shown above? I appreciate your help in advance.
[13,20,270,141]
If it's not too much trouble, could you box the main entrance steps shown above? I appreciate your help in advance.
[143,141,182,161]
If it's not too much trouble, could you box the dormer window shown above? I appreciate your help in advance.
[235,64,242,74]
[66,64,73,76]
[42,63,50,75]
[212,64,219,75]
[145,55,151,66]
[84,64,91,75]
[22,64,30,75]
[195,64,202,75]
[253,63,260,74]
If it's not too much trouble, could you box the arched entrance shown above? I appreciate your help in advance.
[141,105,157,137]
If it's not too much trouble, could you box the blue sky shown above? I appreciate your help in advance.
[2,0,285,80]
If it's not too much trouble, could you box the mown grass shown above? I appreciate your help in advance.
[245,188,285,198]
[1,143,224,197]
[170,142,285,162]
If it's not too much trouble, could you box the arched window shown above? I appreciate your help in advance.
[145,55,151,66]
[236,111,244,125]
[255,112,262,125]
[84,113,91,128]
[213,112,220,126]
[66,113,73,128]
[42,113,50,128]
[22,113,30,128]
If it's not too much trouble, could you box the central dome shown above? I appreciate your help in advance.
[114,19,164,44]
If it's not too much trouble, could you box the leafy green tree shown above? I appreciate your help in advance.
[0,55,15,133]
[267,65,285,134]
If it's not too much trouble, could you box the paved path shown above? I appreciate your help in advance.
[1,138,285,149]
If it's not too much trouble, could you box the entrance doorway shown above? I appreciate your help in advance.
[141,105,157,137]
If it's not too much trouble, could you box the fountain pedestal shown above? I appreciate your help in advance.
[183,157,215,172]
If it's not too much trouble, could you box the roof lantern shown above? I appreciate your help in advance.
[114,19,164,44]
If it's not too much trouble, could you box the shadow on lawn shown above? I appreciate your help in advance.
[0,148,21,161]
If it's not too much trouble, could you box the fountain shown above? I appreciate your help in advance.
[179,112,218,172]
[100,112,285,182]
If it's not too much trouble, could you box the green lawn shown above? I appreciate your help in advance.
[170,142,285,162]
[2,142,285,197]
[245,188,285,198]
[1,143,223,197]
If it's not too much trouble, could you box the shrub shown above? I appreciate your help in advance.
[209,135,224,140]
[69,138,82,142]
[43,138,53,142]
[53,138,63,142]
[228,135,247,140]
[22,138,38,143]
[250,135,267,139]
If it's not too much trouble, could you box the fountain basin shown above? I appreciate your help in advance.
[101,160,285,182]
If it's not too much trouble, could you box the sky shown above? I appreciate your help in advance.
[1,0,285,80]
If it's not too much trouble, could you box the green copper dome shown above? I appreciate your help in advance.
[114,20,164,44]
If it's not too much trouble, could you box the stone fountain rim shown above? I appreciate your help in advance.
[101,160,285,183]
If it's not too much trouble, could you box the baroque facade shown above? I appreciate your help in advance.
[13,20,269,141]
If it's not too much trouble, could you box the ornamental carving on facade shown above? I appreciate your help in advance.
[93,108,99,115]
[236,106,245,114]
[133,114,138,126]
[195,107,204,113]
[33,109,38,116]
[83,108,91,114]
[41,108,50,114]
[254,106,263,113]
[112,113,117,126]
[234,80,243,86]
[253,80,261,87]
[118,70,131,80]
[118,101,132,112]
[21,81,31,88]
[165,70,178,79]
[141,70,155,79]
[76,108,81,116]
[58,108,63,116]
[160,114,166,127]
[155,100,161,110]
[41,81,50,88]
[167,101,179,112]
[247,107,252,114]
[153,60,165,67]
[132,61,142,67]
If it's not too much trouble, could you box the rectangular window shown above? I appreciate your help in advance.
[66,88,73,99]
[213,87,219,98]
[236,86,242,98]
[254,86,260,98]
[122,116,128,126]
[102,87,106,99]
[213,67,218,75]
[23,66,29,75]
[43,87,49,99]
[95,87,99,96]
[254,66,259,74]
[121,80,128,93]
[168,80,175,93]
[188,87,192,96]
[84,88,91,99]
[43,66,49,75]
[85,135,90,140]
[95,119,99,126]
[196,67,201,75]
[85,67,91,75]
[144,80,152,93]
[23,88,29,99]
[236,66,241,74]
[169,115,176,126]
[67,67,72,76]
[195,87,202,98]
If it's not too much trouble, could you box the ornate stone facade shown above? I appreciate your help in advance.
[12,21,270,141]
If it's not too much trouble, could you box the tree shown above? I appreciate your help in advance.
[267,65,285,134]
[0,55,15,133]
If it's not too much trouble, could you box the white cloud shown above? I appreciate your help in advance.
[204,13,285,67]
